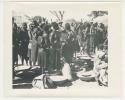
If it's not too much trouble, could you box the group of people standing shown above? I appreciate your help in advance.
[76,21,107,56]
[12,16,108,77]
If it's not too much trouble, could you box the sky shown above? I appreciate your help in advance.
[12,2,95,22]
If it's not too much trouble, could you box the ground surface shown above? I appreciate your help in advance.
[13,53,105,89]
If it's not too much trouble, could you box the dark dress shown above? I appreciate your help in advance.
[48,46,55,71]
[18,29,29,65]
[51,30,61,70]
[43,32,50,69]
[62,30,74,63]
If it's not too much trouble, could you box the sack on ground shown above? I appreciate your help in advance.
[43,75,57,89]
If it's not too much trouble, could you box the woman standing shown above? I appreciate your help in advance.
[63,23,74,64]
[37,32,47,74]
[43,25,51,71]
[28,23,34,67]
[31,26,39,67]
[19,23,29,65]
[51,22,61,70]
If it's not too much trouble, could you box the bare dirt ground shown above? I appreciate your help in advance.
[13,53,105,89]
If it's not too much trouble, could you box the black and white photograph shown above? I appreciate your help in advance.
[2,0,123,98]
[12,7,108,89]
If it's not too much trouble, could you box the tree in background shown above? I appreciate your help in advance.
[49,11,65,22]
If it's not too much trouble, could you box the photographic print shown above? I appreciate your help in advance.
[4,1,122,97]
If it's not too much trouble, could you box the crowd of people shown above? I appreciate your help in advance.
[12,16,108,85]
